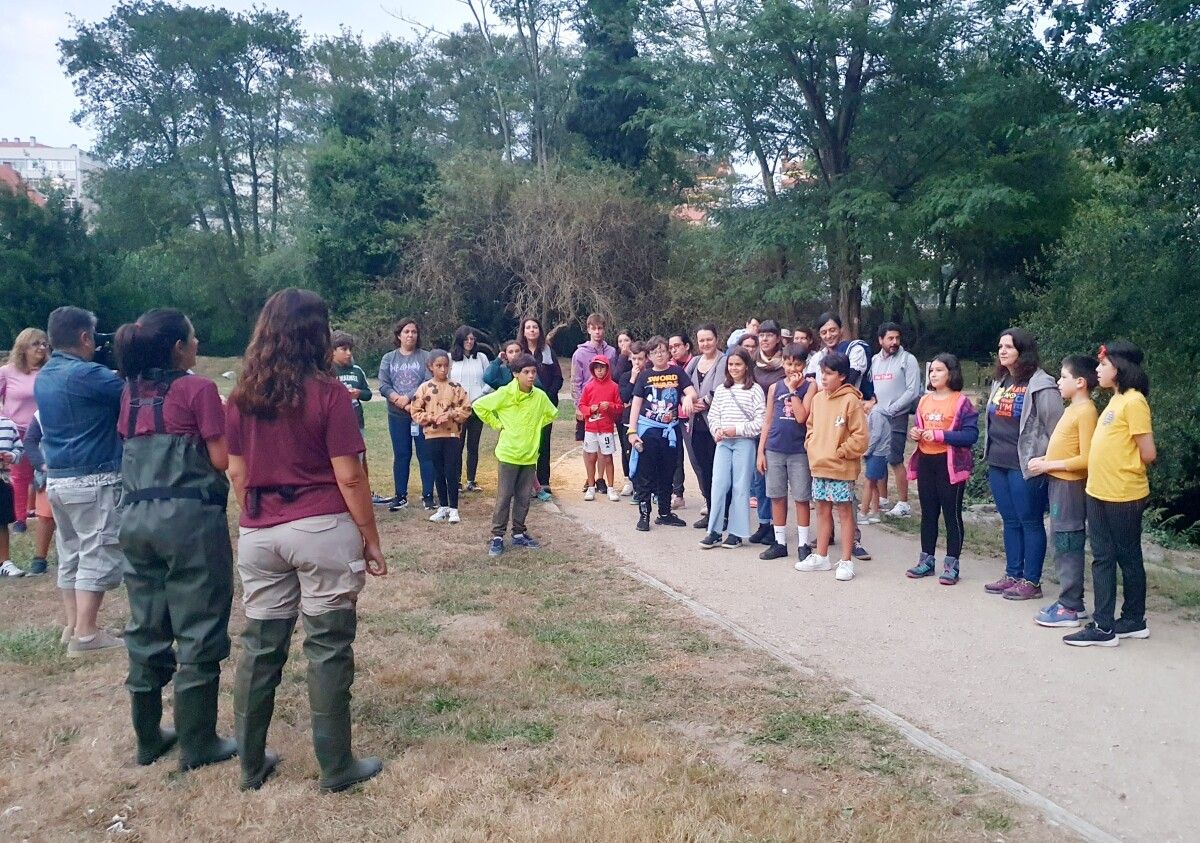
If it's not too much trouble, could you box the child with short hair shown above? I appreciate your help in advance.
[409,350,473,524]
[1028,355,1099,627]
[578,356,623,501]
[859,398,890,525]
[904,353,979,585]
[756,344,816,561]
[0,413,25,577]
[796,352,867,581]
[627,336,699,531]
[332,331,375,492]
[1063,342,1155,647]
[472,353,559,557]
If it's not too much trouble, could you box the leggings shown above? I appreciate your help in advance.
[686,415,717,510]
[425,437,463,509]
[536,424,553,488]
[917,452,965,558]
[617,421,632,479]
[462,412,484,484]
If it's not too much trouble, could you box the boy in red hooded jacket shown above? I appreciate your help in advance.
[578,356,623,501]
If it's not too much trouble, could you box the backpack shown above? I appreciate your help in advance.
[837,339,874,400]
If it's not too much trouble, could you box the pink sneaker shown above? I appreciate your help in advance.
[1002,579,1043,601]
[984,575,1019,594]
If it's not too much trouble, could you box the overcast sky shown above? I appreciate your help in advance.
[0,0,479,150]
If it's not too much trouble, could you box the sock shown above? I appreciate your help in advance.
[773,526,787,546]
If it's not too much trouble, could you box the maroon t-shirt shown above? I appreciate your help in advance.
[226,376,364,528]
[118,374,225,440]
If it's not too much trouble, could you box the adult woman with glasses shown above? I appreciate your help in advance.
[0,328,50,539]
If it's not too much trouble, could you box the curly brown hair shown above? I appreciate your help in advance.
[232,289,333,418]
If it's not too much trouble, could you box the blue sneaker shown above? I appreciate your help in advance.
[488,537,504,558]
[536,489,552,503]
[1035,601,1083,628]
[28,557,48,576]
[512,533,541,549]
[11,522,26,535]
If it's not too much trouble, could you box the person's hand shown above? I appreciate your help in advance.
[0,453,13,465]
[599,401,610,412]
[908,427,922,442]
[347,384,358,395]
[694,396,707,412]
[723,426,737,438]
[785,372,804,391]
[681,395,695,418]
[1028,456,1048,475]
[390,394,405,409]
[757,451,767,474]
[364,542,388,576]
[921,429,936,443]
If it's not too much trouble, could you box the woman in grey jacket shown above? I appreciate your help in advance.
[982,328,1064,600]
[684,324,727,528]
[378,318,434,511]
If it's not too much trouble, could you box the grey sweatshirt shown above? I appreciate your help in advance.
[870,347,922,419]
[379,348,431,415]
[984,368,1064,479]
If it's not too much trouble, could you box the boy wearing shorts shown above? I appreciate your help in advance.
[796,352,867,581]
[859,398,890,524]
[578,356,623,501]
[757,345,816,562]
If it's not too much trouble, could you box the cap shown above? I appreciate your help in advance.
[780,328,794,339]
[759,319,781,335]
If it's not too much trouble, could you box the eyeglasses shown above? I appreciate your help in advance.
[668,342,684,349]
[32,341,49,347]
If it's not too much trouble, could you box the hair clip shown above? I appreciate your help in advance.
[1097,344,1108,361]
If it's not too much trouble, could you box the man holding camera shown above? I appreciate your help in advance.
[34,306,126,656]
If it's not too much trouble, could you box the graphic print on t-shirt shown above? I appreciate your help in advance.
[635,366,691,425]
[991,384,1026,419]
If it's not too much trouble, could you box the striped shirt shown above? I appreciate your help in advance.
[0,415,24,481]
[707,383,765,439]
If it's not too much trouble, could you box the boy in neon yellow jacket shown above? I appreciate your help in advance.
[472,354,559,557]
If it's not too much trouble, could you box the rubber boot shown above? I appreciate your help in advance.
[175,661,237,772]
[303,610,382,793]
[234,616,296,790]
[636,499,651,532]
[131,691,177,765]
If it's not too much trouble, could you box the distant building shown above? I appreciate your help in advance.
[0,163,47,206]
[0,137,104,213]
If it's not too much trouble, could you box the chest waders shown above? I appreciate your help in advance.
[119,371,237,771]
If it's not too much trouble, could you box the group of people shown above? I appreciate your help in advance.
[0,290,1158,796]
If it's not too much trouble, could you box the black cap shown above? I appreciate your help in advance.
[759,319,781,335]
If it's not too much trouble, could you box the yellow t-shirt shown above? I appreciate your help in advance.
[1086,390,1152,502]
[1046,399,1099,482]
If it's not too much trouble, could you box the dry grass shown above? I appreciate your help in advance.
[0,390,1053,841]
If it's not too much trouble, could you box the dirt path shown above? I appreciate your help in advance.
[552,452,1199,843]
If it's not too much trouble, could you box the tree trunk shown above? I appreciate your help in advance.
[824,222,862,336]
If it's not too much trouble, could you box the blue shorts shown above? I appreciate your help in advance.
[864,454,888,482]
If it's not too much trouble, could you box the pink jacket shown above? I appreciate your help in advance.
[906,392,979,485]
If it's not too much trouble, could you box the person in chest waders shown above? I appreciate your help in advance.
[113,309,237,772]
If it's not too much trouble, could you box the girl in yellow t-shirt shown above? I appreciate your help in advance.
[1063,342,1156,648]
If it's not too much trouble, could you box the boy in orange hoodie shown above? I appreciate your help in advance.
[578,356,624,501]
[798,352,868,581]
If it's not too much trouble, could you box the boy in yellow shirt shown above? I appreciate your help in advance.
[1028,356,1098,627]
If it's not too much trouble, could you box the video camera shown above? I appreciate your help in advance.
[93,331,117,370]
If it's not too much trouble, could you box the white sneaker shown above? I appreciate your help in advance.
[606,487,620,502]
[699,506,708,517]
[855,512,871,526]
[835,560,855,581]
[447,508,461,524]
[795,553,831,572]
[885,501,912,518]
[672,494,686,510]
[429,507,450,522]
[584,486,596,501]
[620,480,633,497]
[0,560,25,577]
[879,497,891,510]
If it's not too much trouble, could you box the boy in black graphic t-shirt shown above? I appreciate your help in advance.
[627,336,699,531]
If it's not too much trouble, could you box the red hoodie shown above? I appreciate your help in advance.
[578,356,623,434]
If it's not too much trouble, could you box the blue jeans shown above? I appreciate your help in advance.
[388,411,434,502]
[751,469,770,525]
[709,438,756,538]
[988,466,1049,582]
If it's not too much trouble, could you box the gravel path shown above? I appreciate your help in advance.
[553,455,1199,842]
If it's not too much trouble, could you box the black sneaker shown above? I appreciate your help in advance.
[796,543,812,561]
[423,496,436,511]
[655,513,687,527]
[596,479,608,495]
[748,523,774,545]
[699,531,722,549]
[693,516,709,529]
[1113,617,1150,639]
[853,542,872,561]
[388,497,409,512]
[758,543,788,560]
[636,514,650,532]
[720,535,743,549]
[372,493,395,506]
[1063,622,1118,647]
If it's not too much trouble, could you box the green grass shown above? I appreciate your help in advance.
[975,806,1014,832]
[0,626,73,669]
[464,719,555,745]
[361,610,442,641]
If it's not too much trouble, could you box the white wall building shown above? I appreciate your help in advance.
[0,137,105,213]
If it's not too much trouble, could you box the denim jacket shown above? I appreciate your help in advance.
[33,351,124,477]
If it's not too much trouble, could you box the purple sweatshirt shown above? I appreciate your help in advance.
[570,340,618,401]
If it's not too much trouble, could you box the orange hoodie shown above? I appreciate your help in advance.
[804,382,868,480]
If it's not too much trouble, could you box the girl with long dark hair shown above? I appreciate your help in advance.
[379,318,434,511]
[698,348,764,549]
[227,289,387,792]
[113,308,236,772]
[684,324,727,527]
[450,325,490,492]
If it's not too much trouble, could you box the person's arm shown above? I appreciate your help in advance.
[452,385,473,423]
[330,454,386,576]
[378,354,397,402]
[847,342,869,383]
[838,401,869,459]
[939,401,979,448]
[1135,432,1156,464]
[24,416,43,468]
[570,351,585,401]
[758,381,777,458]
[471,390,503,430]
[354,366,372,402]
[739,386,765,438]
[204,437,230,473]
[93,365,126,406]
[227,454,248,510]
[408,385,434,426]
